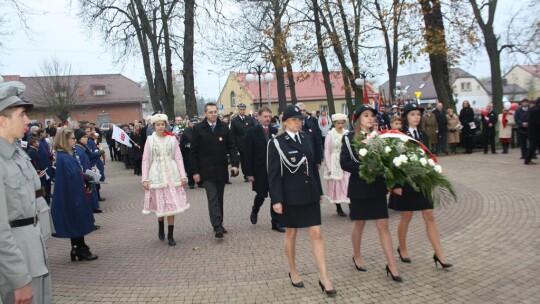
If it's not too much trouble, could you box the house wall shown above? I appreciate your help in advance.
[504,67,540,99]
[452,78,491,112]
[28,103,144,126]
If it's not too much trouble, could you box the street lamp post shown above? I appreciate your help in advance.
[354,66,376,106]
[246,57,272,109]
[394,81,407,105]
[207,69,222,103]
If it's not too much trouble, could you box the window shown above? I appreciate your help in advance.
[76,86,85,97]
[419,83,425,89]
[230,91,236,107]
[94,89,106,96]
[461,82,471,92]
[55,91,67,98]
[319,105,328,112]
[342,103,348,115]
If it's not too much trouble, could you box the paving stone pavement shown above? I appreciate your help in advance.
[45,148,540,303]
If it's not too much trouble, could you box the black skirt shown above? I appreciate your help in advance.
[350,195,388,220]
[393,184,433,211]
[280,202,321,228]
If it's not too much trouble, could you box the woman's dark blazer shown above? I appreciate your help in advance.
[268,131,322,206]
[339,132,387,200]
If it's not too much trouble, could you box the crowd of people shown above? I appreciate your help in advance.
[2,71,540,303]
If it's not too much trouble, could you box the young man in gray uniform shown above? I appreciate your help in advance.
[0,82,52,304]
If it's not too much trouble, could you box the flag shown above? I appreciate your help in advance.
[111,124,132,147]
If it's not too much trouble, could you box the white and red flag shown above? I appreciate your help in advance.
[111,124,132,147]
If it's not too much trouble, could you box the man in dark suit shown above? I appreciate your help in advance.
[433,103,449,155]
[295,102,323,167]
[191,103,240,238]
[230,103,255,182]
[481,103,498,154]
[525,98,540,165]
[244,106,284,232]
[515,99,531,159]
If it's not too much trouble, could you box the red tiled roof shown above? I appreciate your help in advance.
[233,71,375,103]
[1,74,147,106]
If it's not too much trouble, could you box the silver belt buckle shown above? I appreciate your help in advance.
[33,214,38,227]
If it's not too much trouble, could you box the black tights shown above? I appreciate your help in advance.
[70,237,87,247]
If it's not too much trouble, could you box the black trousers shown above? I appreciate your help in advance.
[518,132,529,158]
[252,191,279,226]
[483,129,496,153]
[108,145,118,160]
[437,131,448,153]
[464,135,474,153]
[182,150,195,186]
[525,138,539,163]
[204,181,226,229]
[239,151,246,178]
[40,177,51,205]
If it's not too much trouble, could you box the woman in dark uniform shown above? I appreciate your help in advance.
[340,105,402,282]
[268,105,336,296]
[393,103,452,268]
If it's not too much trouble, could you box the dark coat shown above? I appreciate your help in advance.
[38,138,53,178]
[75,144,100,210]
[514,106,531,134]
[244,124,277,193]
[268,132,323,206]
[433,108,448,132]
[481,109,498,135]
[302,117,323,164]
[86,138,105,181]
[190,119,239,181]
[27,146,42,171]
[230,115,255,152]
[51,151,95,238]
[129,131,144,160]
[459,107,476,137]
[340,132,387,200]
[180,127,194,153]
[528,104,540,141]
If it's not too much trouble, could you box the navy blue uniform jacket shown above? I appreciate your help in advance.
[268,132,323,206]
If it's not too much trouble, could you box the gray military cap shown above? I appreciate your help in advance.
[0,81,34,112]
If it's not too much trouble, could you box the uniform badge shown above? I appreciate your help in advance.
[309,129,312,132]
[219,137,223,141]
[245,122,249,126]
[290,157,296,162]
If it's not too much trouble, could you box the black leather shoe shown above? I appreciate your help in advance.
[250,212,257,224]
[215,230,224,238]
[221,227,228,233]
[337,209,346,217]
[94,225,101,230]
[288,273,304,288]
[93,209,103,214]
[272,225,286,233]
[98,197,106,202]
[318,280,337,296]
[71,246,98,261]
[397,247,411,263]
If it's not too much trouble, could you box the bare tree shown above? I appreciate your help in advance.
[77,0,185,118]
[29,57,85,122]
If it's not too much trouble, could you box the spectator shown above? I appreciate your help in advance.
[446,109,461,154]
[497,108,515,154]
[318,110,332,146]
[524,98,540,165]
[514,99,531,159]
[459,100,475,154]
[421,107,438,153]
[481,103,498,154]
[433,103,449,155]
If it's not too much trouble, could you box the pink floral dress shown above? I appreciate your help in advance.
[323,129,350,204]
[141,133,189,217]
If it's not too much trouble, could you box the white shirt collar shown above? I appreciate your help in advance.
[286,130,300,143]
[408,127,418,134]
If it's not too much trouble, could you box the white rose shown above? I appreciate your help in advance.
[428,159,435,166]
[418,149,425,155]
[419,158,428,166]
[434,165,443,173]
[393,157,402,167]
[385,146,392,153]
[410,154,418,161]
[399,155,408,163]
[371,131,379,138]
[359,148,368,157]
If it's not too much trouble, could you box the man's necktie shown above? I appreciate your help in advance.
[211,124,215,133]
[414,130,419,140]
[264,127,268,137]
[295,134,300,144]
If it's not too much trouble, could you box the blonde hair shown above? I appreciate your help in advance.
[54,127,74,154]
[353,117,373,140]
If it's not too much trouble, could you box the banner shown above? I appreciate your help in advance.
[111,124,132,147]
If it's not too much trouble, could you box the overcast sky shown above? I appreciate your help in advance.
[0,0,531,100]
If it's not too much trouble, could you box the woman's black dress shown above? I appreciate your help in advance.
[267,132,323,228]
[340,132,389,220]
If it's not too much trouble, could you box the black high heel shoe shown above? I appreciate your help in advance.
[386,265,403,283]
[318,281,337,296]
[288,273,304,288]
[433,254,453,269]
[397,247,411,263]
[70,246,98,261]
[352,257,367,272]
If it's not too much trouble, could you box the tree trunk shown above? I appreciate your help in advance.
[273,61,288,113]
[284,57,298,105]
[183,0,197,117]
[312,0,335,115]
[418,0,455,110]
[161,0,176,119]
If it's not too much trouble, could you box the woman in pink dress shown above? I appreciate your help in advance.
[142,114,189,246]
[323,113,350,217]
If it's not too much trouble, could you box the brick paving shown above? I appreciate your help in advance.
[45,148,540,303]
